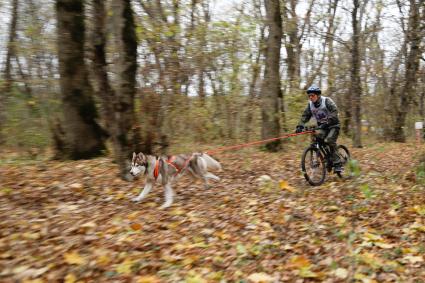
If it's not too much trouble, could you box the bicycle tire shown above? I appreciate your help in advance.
[301,147,326,186]
[336,145,350,178]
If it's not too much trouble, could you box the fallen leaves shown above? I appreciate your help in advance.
[402,255,423,264]
[63,251,86,265]
[360,231,395,249]
[279,180,296,192]
[334,267,348,279]
[285,255,324,279]
[409,222,425,233]
[115,259,134,275]
[130,223,142,231]
[69,183,84,190]
[358,252,386,269]
[80,221,97,229]
[287,255,311,269]
[247,272,275,282]
[334,215,347,226]
[135,275,162,283]
[1,143,424,281]
[412,205,425,215]
[64,273,77,283]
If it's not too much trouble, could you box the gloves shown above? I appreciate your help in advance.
[318,123,329,130]
[295,125,304,133]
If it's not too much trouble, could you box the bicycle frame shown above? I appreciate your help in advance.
[309,132,334,172]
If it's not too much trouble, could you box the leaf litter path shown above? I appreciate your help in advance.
[0,142,424,282]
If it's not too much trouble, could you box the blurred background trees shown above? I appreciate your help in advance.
[0,0,424,177]
[55,0,106,159]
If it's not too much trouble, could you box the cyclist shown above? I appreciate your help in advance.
[295,85,342,173]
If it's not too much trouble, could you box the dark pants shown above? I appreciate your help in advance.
[316,127,341,164]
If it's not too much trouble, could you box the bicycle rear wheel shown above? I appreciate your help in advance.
[301,147,326,186]
[336,145,350,178]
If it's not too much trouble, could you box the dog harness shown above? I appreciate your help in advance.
[152,154,195,180]
[152,156,181,180]
[167,155,194,174]
[153,158,161,180]
[167,156,182,173]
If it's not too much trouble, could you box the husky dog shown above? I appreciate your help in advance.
[130,152,222,209]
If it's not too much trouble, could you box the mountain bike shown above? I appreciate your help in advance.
[301,127,351,186]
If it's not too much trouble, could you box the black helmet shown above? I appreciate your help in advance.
[306,85,321,95]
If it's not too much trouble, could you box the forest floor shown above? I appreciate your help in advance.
[1,140,425,282]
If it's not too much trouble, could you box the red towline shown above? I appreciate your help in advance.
[204,131,314,155]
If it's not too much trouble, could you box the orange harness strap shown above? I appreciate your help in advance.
[167,156,180,173]
[153,159,160,179]
[153,156,182,180]
[167,155,194,176]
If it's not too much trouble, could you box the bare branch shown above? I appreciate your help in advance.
[298,0,315,42]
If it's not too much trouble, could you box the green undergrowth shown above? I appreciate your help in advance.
[413,151,425,185]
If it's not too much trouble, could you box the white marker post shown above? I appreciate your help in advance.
[415,122,423,146]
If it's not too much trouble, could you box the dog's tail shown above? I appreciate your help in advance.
[200,153,222,171]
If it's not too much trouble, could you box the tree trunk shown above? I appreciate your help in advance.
[326,0,339,98]
[169,0,182,98]
[392,0,421,142]
[384,55,402,139]
[197,2,210,106]
[138,1,179,153]
[91,0,115,137]
[0,0,19,145]
[261,0,282,152]
[112,0,142,179]
[304,0,338,91]
[342,97,352,136]
[3,0,18,95]
[350,0,362,148]
[92,0,147,179]
[55,0,105,159]
[227,14,243,140]
[282,0,301,93]
[420,69,425,120]
[244,25,265,141]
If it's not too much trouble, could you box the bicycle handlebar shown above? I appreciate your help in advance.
[304,126,318,131]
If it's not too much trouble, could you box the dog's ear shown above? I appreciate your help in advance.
[137,152,145,161]
[132,152,136,160]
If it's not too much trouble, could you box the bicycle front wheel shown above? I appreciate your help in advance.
[301,147,326,186]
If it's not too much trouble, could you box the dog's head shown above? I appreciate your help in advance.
[130,152,147,177]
